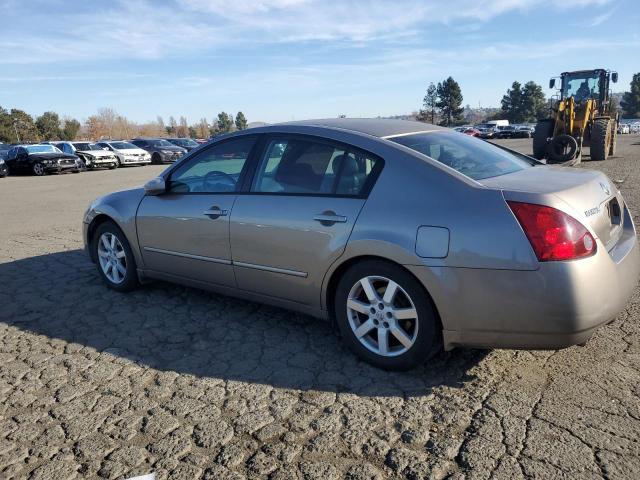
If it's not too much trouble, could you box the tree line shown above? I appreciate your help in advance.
[417,72,640,126]
[0,107,249,144]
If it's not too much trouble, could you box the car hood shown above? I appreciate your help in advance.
[118,148,148,155]
[481,165,623,248]
[77,150,114,157]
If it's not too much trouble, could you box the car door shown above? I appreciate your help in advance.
[136,135,258,287]
[230,134,383,307]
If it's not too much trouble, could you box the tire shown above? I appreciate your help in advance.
[591,118,611,161]
[32,162,46,176]
[108,164,117,170]
[533,119,554,159]
[609,128,617,157]
[334,260,441,371]
[152,153,161,164]
[91,221,140,293]
[548,134,579,164]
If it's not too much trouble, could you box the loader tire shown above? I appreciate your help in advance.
[533,119,554,160]
[591,118,611,161]
[609,128,617,156]
[548,134,578,164]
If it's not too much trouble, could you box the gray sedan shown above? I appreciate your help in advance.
[83,119,640,370]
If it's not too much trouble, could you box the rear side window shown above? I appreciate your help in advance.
[390,131,534,180]
[252,137,381,196]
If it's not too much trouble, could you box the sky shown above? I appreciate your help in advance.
[0,0,639,124]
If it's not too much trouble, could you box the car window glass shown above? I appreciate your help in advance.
[252,138,379,196]
[168,136,256,194]
[390,131,534,180]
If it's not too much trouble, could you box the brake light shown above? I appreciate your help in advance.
[507,201,596,261]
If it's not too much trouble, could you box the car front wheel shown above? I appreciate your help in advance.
[92,221,140,292]
[32,162,46,176]
[334,260,441,370]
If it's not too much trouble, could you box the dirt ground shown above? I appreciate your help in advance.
[1,134,639,479]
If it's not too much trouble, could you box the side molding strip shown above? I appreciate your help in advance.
[143,247,308,277]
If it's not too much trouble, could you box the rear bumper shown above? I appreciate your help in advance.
[408,206,640,351]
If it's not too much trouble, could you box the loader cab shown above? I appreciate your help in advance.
[553,69,616,106]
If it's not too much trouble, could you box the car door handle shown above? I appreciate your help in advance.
[203,207,228,219]
[313,212,347,225]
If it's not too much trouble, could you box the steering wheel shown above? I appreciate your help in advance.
[202,170,236,191]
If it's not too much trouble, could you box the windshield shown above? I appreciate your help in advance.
[74,142,101,151]
[111,142,138,150]
[149,139,174,147]
[26,145,61,154]
[562,72,600,101]
[171,138,198,147]
[389,131,534,180]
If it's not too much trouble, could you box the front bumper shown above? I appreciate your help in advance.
[160,152,183,163]
[45,162,79,172]
[408,205,640,351]
[122,155,151,165]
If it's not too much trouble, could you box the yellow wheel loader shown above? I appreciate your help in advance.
[533,69,619,165]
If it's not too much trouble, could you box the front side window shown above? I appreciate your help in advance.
[562,73,600,101]
[252,137,381,196]
[167,136,256,194]
[390,131,534,180]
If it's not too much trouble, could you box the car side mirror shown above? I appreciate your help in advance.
[144,177,167,196]
[612,72,618,83]
[549,78,556,89]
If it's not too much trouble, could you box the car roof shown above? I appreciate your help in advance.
[275,118,447,138]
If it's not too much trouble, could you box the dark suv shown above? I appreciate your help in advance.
[130,138,187,164]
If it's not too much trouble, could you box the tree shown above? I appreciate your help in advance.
[176,116,189,137]
[35,111,61,140]
[417,83,438,124]
[621,73,640,118]
[10,109,38,142]
[501,81,524,123]
[436,77,464,127]
[61,118,81,140]
[217,112,234,133]
[167,116,177,136]
[501,81,547,123]
[0,106,15,143]
[194,118,209,138]
[522,81,547,121]
[235,111,248,130]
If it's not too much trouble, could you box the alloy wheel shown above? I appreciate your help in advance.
[33,163,45,176]
[346,276,419,357]
[97,232,127,284]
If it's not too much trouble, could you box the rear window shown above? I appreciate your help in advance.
[389,131,534,180]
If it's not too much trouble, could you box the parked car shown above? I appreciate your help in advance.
[0,142,10,161]
[5,144,82,176]
[0,145,8,177]
[83,118,639,370]
[618,123,630,134]
[166,138,200,152]
[514,125,535,138]
[96,141,151,167]
[493,125,517,139]
[54,141,118,169]
[130,138,187,164]
[475,124,499,139]
[463,128,481,137]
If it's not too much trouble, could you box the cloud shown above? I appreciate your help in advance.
[0,0,615,64]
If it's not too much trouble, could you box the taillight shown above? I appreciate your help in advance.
[507,201,596,261]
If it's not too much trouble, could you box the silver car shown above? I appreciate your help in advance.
[83,119,640,370]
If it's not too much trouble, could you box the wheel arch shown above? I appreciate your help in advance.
[323,254,443,333]
[86,214,119,263]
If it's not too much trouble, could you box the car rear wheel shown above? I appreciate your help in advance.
[32,162,46,176]
[334,260,441,370]
[92,221,140,292]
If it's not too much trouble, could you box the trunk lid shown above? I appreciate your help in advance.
[480,165,624,250]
